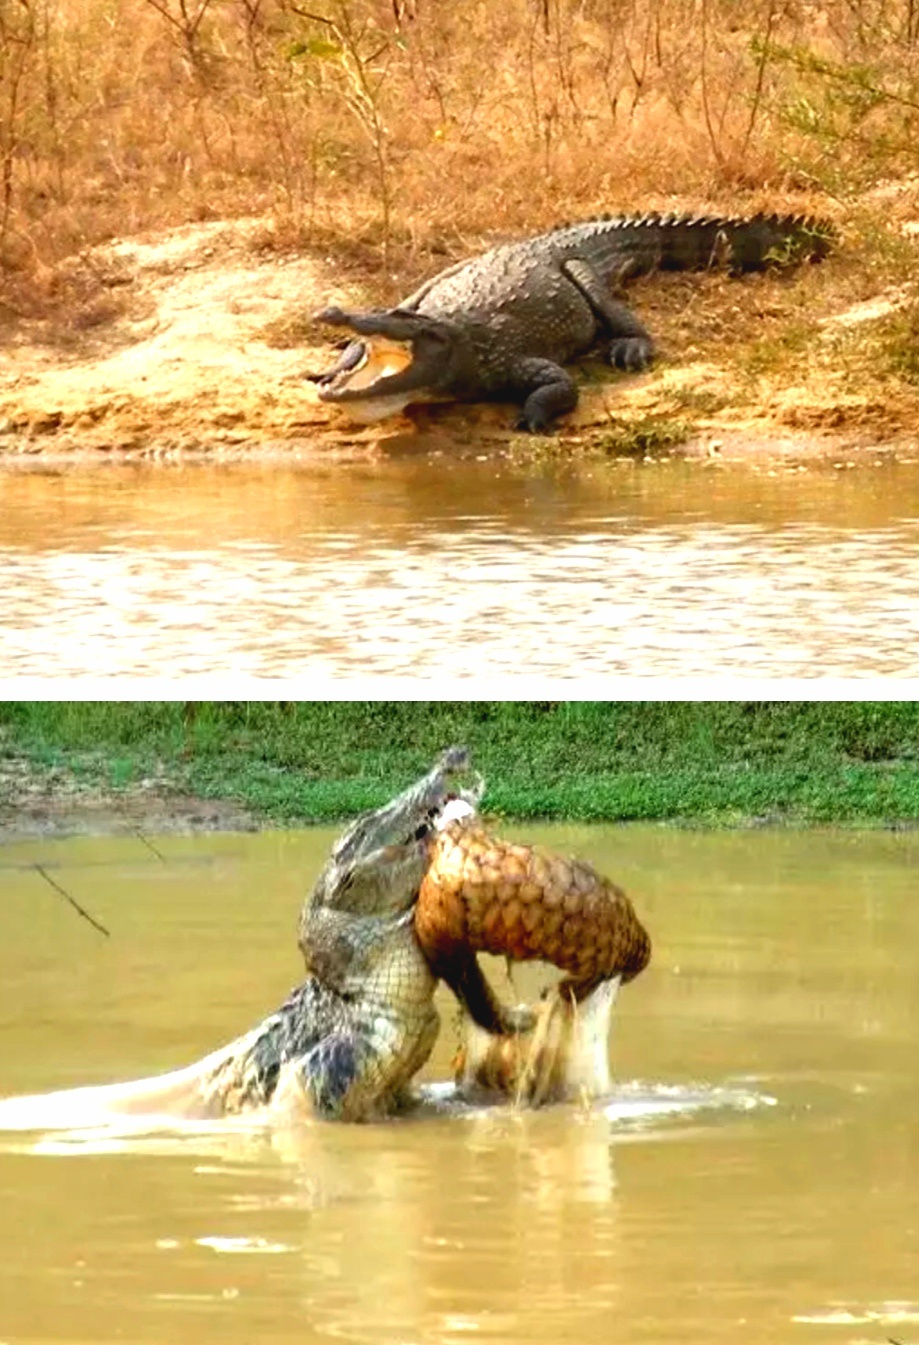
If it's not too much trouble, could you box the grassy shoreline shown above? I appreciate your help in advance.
[2,702,918,829]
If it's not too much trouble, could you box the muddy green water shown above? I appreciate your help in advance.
[0,824,917,1345]
[2,457,919,676]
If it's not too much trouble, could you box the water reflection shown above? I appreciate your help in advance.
[0,1081,777,1160]
[1,458,919,676]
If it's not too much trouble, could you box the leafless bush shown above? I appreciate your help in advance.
[3,0,919,292]
[0,0,36,263]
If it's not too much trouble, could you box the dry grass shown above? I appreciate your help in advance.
[3,0,919,298]
[3,0,919,456]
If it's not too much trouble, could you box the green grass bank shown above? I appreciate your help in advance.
[2,702,918,828]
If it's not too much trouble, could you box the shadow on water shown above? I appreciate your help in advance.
[2,457,919,675]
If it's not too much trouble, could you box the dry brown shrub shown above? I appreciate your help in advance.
[1,0,917,302]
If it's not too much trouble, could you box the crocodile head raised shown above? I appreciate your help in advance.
[298,746,483,992]
[309,307,467,421]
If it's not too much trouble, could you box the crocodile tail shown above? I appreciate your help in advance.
[654,211,836,272]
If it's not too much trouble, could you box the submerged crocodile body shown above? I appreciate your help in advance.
[0,750,524,1129]
[310,212,833,430]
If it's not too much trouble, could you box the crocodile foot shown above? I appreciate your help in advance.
[607,336,655,371]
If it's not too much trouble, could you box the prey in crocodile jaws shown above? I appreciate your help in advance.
[0,749,517,1128]
[0,750,651,1128]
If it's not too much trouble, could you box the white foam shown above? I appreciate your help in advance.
[792,1304,919,1325]
[436,798,476,829]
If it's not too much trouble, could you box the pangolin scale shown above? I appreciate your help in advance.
[415,820,651,1000]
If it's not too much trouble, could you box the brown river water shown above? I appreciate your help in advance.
[0,823,916,1345]
[2,456,919,677]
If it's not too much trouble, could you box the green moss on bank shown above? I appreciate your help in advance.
[1,702,918,827]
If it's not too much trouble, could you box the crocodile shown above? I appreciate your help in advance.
[0,749,526,1130]
[196,747,527,1120]
[308,211,833,430]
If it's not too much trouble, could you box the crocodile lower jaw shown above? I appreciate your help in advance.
[316,336,415,421]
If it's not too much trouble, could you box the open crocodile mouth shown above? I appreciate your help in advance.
[318,337,418,422]
[328,337,414,393]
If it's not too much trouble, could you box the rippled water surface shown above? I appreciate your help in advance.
[0,824,917,1345]
[2,456,919,676]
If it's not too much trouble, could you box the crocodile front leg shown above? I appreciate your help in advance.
[511,358,579,432]
[282,1006,440,1121]
[561,257,655,371]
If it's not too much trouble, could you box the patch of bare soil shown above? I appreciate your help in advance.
[1,215,917,463]
[0,753,258,841]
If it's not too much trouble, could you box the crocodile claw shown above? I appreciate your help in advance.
[608,336,655,371]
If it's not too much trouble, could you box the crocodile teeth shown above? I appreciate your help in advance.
[319,336,419,422]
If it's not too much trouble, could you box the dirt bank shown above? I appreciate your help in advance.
[0,750,259,841]
[1,215,917,464]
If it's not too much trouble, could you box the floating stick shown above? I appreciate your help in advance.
[34,864,111,938]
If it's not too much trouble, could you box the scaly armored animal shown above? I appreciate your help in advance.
[308,212,833,430]
[0,752,652,1127]
[415,818,651,1000]
[415,814,652,1104]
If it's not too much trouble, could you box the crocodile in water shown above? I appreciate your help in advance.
[0,749,524,1128]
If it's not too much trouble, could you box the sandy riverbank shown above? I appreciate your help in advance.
[1,213,917,466]
[0,752,259,841]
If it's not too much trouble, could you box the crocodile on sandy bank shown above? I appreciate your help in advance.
[308,212,833,430]
[0,749,527,1129]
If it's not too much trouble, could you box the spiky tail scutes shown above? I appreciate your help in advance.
[648,210,836,273]
[553,210,835,287]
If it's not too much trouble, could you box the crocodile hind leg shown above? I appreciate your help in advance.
[292,1033,369,1120]
[561,257,655,371]
[277,1005,441,1122]
[276,1031,376,1122]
